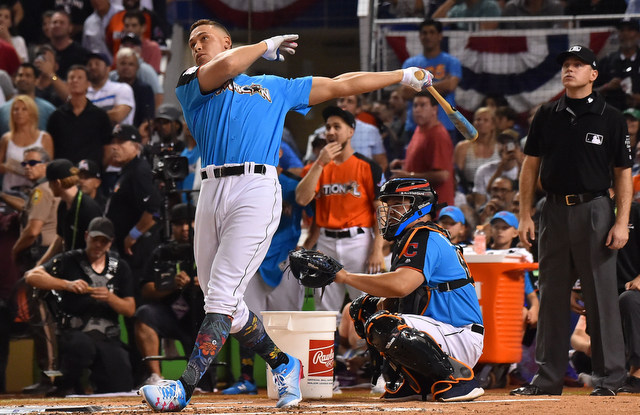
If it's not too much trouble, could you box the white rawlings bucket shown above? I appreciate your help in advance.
[262,311,337,399]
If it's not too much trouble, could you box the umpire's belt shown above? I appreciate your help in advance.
[201,164,267,179]
[324,227,365,239]
[548,190,608,206]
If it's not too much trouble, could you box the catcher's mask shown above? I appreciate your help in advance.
[377,178,438,241]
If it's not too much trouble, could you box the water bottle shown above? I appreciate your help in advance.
[473,226,486,254]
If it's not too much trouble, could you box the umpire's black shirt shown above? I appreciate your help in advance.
[524,91,633,194]
[105,156,161,254]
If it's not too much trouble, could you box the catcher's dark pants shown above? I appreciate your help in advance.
[57,330,133,393]
[532,196,626,393]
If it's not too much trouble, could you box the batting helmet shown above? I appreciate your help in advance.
[377,178,438,240]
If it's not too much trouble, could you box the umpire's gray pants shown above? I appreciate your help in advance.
[532,196,626,393]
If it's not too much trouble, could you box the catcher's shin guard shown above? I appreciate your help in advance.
[364,311,473,382]
[349,294,381,339]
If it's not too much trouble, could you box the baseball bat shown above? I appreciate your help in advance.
[413,70,478,141]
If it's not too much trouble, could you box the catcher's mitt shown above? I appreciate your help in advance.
[288,249,343,289]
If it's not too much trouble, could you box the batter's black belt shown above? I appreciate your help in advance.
[548,190,608,206]
[324,227,365,238]
[471,324,484,335]
[201,164,267,179]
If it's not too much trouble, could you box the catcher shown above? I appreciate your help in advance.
[290,177,484,401]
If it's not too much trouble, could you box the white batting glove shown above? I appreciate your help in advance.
[262,34,299,61]
[401,67,433,91]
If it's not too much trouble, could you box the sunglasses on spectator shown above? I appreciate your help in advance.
[21,160,43,167]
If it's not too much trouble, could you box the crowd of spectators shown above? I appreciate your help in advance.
[0,0,639,400]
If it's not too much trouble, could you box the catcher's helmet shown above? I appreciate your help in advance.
[377,178,437,240]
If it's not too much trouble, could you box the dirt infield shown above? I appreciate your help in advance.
[1,387,639,414]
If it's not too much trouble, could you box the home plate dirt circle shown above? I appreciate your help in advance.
[0,387,637,414]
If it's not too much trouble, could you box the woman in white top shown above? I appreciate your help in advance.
[454,106,500,194]
[0,4,27,62]
[0,95,53,193]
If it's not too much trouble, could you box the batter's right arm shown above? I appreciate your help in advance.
[197,35,298,92]
[518,155,541,248]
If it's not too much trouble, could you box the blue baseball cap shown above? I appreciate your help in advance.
[438,206,465,224]
[490,211,519,228]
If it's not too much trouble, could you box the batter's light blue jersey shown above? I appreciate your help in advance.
[176,67,313,167]
[402,52,462,133]
[392,225,483,327]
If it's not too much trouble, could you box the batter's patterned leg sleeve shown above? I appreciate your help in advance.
[238,345,256,383]
[232,311,289,369]
[179,313,232,399]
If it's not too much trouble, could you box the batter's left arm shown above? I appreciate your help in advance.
[308,71,405,106]
[607,166,632,250]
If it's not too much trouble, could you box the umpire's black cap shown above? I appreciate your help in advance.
[322,106,356,129]
[556,45,597,69]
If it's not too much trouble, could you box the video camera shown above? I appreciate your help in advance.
[153,242,195,291]
[152,154,189,182]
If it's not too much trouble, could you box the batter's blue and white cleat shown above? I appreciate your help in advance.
[139,379,190,412]
[272,354,304,408]
[222,379,258,395]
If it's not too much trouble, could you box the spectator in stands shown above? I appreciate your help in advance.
[0,95,54,194]
[378,0,426,18]
[47,65,112,166]
[48,10,90,80]
[105,124,160,259]
[564,0,627,27]
[36,158,103,265]
[437,205,471,245]
[145,103,183,154]
[106,0,167,57]
[388,86,407,143]
[33,45,67,108]
[389,91,455,206]
[477,176,515,225]
[113,47,154,127]
[0,38,19,76]
[501,0,564,29]
[123,9,162,74]
[76,159,107,211]
[454,106,499,198]
[487,210,519,249]
[0,69,14,103]
[0,4,26,62]
[596,18,640,111]
[135,203,201,387]
[0,64,57,136]
[87,52,136,126]
[296,106,384,320]
[11,146,58,273]
[112,32,163,108]
[24,216,135,396]
[371,97,404,165]
[472,129,522,207]
[82,0,123,63]
[432,0,502,30]
[55,0,94,40]
[495,105,524,137]
[401,19,462,144]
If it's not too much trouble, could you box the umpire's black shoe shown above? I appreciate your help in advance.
[590,387,616,396]
[510,384,558,396]
[616,376,640,394]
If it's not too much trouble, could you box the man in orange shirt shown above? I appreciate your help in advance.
[296,106,385,316]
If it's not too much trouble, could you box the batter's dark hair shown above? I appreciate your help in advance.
[190,19,231,38]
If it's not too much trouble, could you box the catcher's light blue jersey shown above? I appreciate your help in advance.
[176,67,313,167]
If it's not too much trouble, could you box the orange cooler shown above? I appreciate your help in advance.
[467,261,538,363]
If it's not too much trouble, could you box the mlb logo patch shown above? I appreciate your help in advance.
[585,133,603,145]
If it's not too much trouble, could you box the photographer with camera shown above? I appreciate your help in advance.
[24,217,135,396]
[134,203,203,386]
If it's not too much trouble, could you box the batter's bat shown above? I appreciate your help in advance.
[414,70,478,141]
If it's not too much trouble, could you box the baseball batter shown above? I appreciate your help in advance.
[139,19,434,412]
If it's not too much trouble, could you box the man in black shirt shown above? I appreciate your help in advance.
[24,217,135,395]
[514,45,633,397]
[36,159,103,266]
[105,124,160,259]
[46,65,112,166]
[77,159,108,212]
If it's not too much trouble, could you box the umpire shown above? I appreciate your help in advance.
[514,45,633,396]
